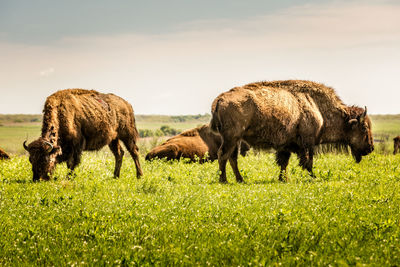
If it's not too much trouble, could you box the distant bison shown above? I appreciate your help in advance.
[0,147,10,160]
[211,80,374,183]
[394,136,400,155]
[23,89,143,181]
[145,124,250,162]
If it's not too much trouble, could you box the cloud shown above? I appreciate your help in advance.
[173,0,400,50]
[0,0,399,114]
[39,67,55,77]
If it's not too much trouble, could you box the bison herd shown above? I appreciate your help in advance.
[1,79,398,182]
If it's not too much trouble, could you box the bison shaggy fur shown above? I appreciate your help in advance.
[211,80,374,183]
[24,89,143,181]
[146,124,249,162]
[0,147,10,160]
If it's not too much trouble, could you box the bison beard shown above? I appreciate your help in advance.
[24,89,143,181]
[211,80,374,183]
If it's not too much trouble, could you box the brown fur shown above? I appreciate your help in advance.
[145,124,249,162]
[0,147,10,160]
[211,80,374,183]
[394,136,400,155]
[24,89,143,181]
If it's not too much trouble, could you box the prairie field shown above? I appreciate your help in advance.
[1,114,400,265]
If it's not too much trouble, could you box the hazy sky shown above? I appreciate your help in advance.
[0,0,399,115]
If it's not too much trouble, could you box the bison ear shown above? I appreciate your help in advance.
[52,146,61,155]
[49,145,61,155]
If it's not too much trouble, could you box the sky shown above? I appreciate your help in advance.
[0,0,399,115]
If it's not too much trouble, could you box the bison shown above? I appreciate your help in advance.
[394,136,400,155]
[0,147,10,160]
[23,89,143,181]
[145,124,250,162]
[211,80,374,183]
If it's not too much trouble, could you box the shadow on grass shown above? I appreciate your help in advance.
[1,179,31,184]
[208,176,319,185]
[208,177,281,185]
[251,179,282,185]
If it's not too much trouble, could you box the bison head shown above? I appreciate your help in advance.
[23,138,61,181]
[346,106,374,163]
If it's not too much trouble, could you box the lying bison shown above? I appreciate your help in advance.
[0,147,10,160]
[23,89,143,181]
[211,80,374,183]
[146,124,250,162]
[394,136,400,155]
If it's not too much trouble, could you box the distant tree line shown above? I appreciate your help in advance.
[0,114,42,125]
[135,114,211,123]
[139,125,180,138]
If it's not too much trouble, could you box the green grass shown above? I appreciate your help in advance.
[0,125,41,155]
[1,152,400,265]
[1,114,400,265]
[0,117,206,155]
[1,113,399,156]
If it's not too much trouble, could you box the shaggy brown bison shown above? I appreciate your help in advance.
[145,124,250,162]
[0,147,10,160]
[23,89,143,181]
[394,136,400,155]
[211,80,374,183]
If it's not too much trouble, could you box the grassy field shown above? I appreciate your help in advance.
[1,114,400,265]
[1,114,400,156]
[0,114,210,155]
[1,152,400,265]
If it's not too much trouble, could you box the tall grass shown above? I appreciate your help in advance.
[1,152,400,265]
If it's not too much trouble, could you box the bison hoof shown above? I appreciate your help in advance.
[219,178,228,183]
[278,177,288,183]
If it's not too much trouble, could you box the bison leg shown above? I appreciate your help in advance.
[66,150,82,179]
[229,145,244,183]
[394,144,399,155]
[122,138,143,178]
[218,139,239,183]
[109,139,124,178]
[297,148,315,177]
[276,150,291,182]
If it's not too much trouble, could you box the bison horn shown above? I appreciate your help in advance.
[359,106,367,122]
[23,140,28,151]
[44,141,54,153]
[348,118,358,125]
[363,106,367,117]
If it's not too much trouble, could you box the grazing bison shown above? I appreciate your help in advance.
[0,147,10,160]
[394,136,400,155]
[145,124,250,162]
[23,89,143,181]
[211,80,374,183]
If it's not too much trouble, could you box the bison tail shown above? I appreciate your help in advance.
[210,99,222,134]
